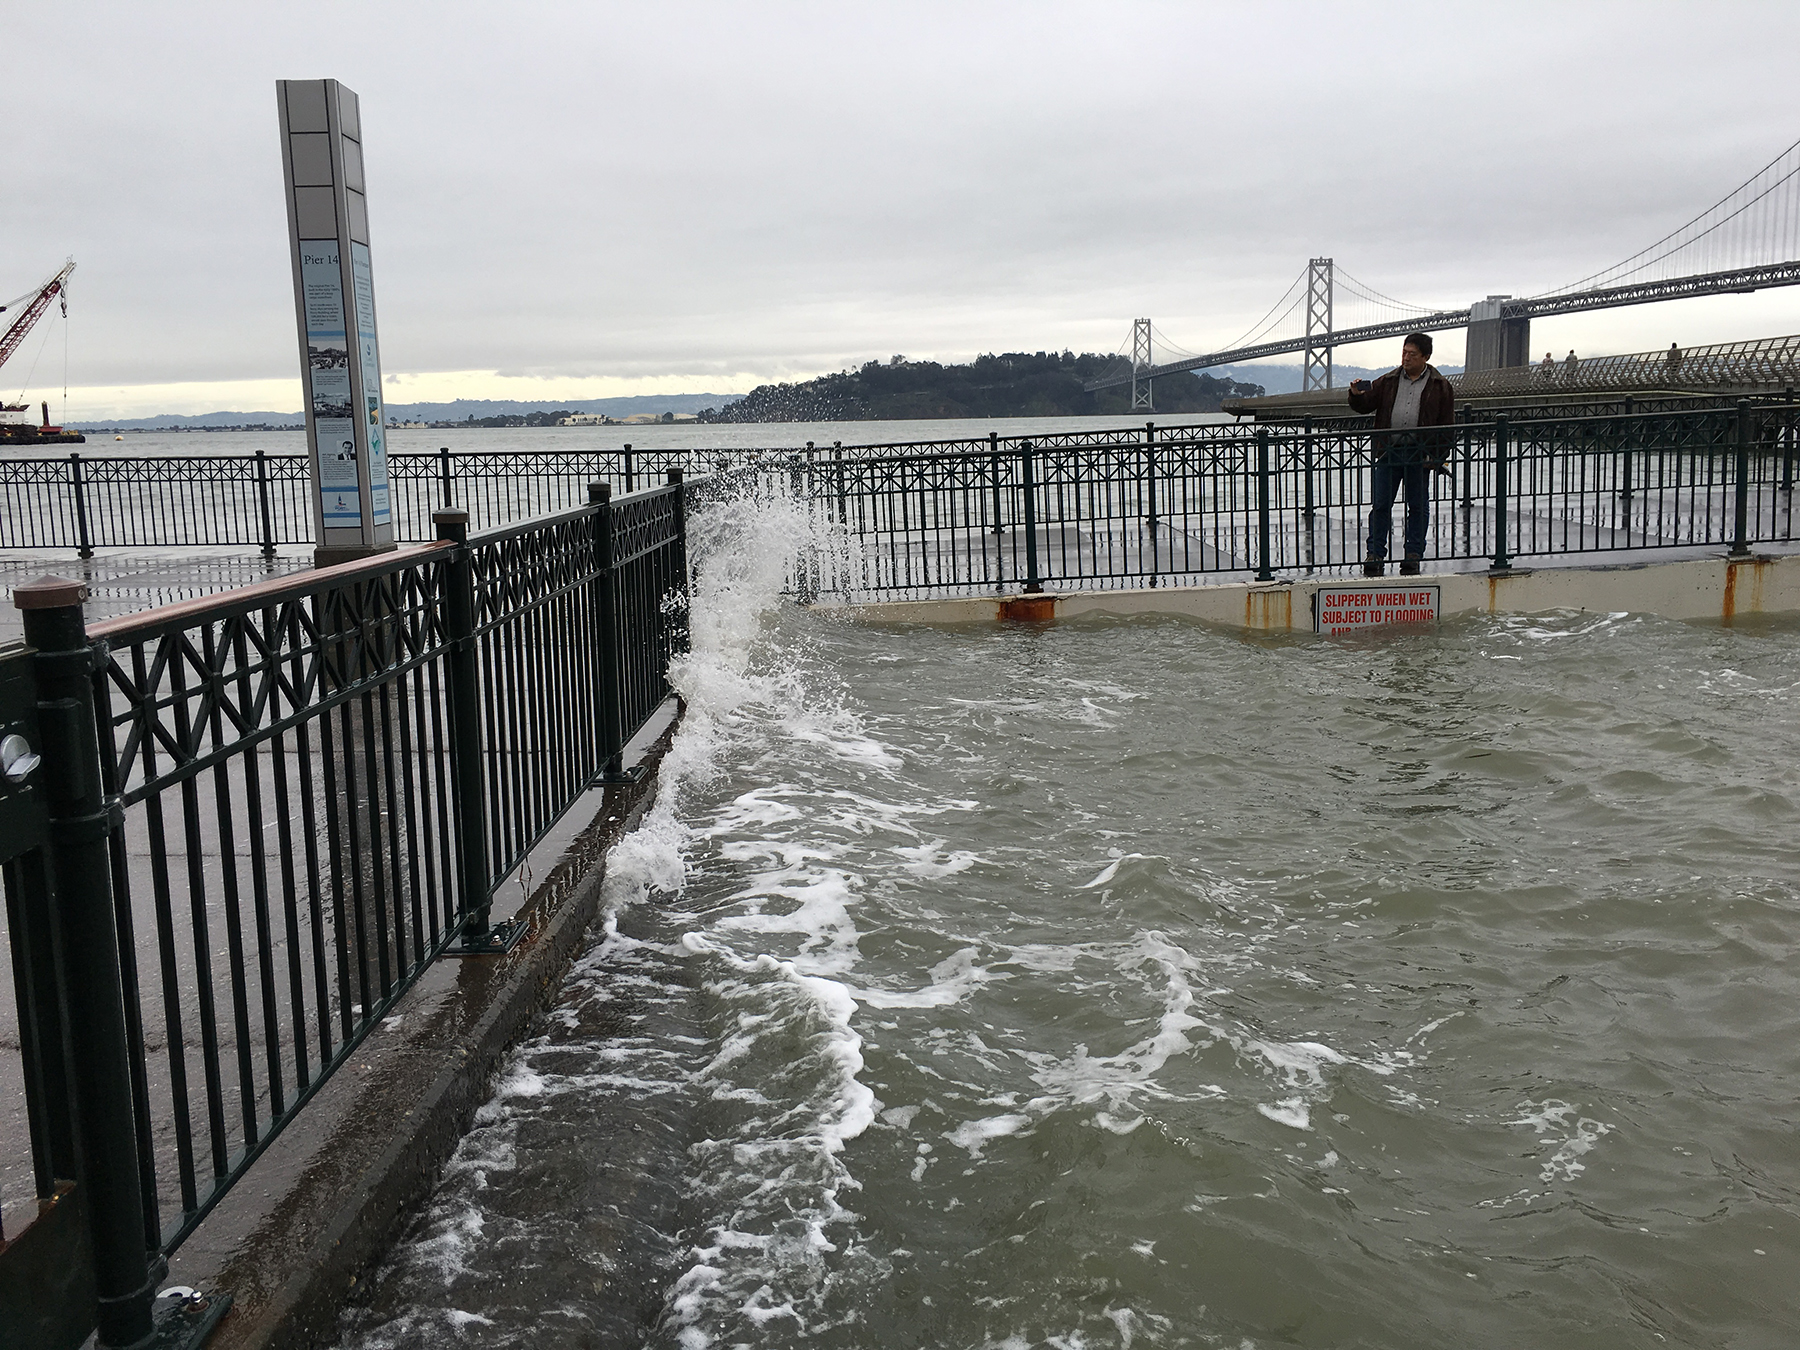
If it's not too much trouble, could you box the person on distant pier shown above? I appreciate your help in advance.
[1347,333,1456,577]
[1666,342,1684,378]
[1563,349,1580,381]
[1539,351,1555,384]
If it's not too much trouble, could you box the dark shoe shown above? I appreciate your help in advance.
[1399,557,1422,576]
[1362,558,1384,577]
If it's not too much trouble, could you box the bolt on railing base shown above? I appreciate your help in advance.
[592,764,648,787]
[143,1287,233,1350]
[445,917,531,958]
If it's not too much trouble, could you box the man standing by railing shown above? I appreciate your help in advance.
[1347,332,1456,576]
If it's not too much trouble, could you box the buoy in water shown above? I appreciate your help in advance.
[115,434,124,440]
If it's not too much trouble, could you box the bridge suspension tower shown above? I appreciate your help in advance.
[1131,317,1153,410]
[1303,258,1333,391]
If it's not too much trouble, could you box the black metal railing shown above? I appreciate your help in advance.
[1,476,688,1349]
[2,432,1261,555]
[787,401,1799,599]
[7,401,1798,604]
[1,444,771,554]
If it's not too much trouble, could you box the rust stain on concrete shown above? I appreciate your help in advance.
[999,595,1057,623]
[1722,558,1769,625]
[1243,588,1293,630]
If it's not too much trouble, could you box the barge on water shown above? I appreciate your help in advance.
[1,399,85,446]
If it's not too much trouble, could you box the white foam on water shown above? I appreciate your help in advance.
[1257,1098,1312,1131]
[891,837,983,879]
[851,946,1002,1009]
[1508,1099,1615,1182]
[1245,1039,1349,1085]
[945,1113,1033,1157]
[971,921,1432,1148]
[1025,935,1207,1120]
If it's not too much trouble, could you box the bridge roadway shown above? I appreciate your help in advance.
[1085,260,1800,392]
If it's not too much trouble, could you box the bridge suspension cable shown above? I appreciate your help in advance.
[1538,134,1800,297]
[1333,268,1450,322]
[1216,269,1307,354]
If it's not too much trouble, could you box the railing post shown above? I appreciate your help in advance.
[434,510,494,944]
[255,449,277,558]
[987,432,1005,588]
[15,578,160,1350]
[1144,421,1159,587]
[438,445,453,506]
[1781,387,1794,494]
[800,443,819,603]
[1619,396,1635,500]
[588,483,628,780]
[988,431,1003,537]
[1301,417,1315,519]
[1255,427,1274,581]
[833,443,847,528]
[1731,399,1752,556]
[1460,423,1474,509]
[666,469,691,656]
[1020,439,1042,594]
[69,452,94,559]
[623,443,635,495]
[1492,416,1512,570]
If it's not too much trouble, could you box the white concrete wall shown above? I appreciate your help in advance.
[831,553,1800,631]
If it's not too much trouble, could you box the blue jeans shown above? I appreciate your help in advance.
[1366,442,1431,561]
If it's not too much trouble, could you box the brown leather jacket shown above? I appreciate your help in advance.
[1347,365,1456,460]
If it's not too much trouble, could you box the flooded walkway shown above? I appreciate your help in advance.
[327,498,1800,1349]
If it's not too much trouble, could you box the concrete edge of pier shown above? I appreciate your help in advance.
[825,551,1800,631]
[175,713,680,1350]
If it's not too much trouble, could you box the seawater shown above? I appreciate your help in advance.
[337,487,1800,1349]
[45,412,1233,460]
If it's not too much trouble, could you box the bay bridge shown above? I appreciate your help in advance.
[1090,134,1800,406]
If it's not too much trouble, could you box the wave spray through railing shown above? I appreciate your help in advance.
[335,474,895,1347]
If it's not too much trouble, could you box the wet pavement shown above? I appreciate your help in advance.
[0,548,315,645]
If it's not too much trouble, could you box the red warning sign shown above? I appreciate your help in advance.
[1314,584,1440,636]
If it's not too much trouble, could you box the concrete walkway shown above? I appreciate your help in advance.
[0,548,314,645]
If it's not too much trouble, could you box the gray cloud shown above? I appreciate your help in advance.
[10,0,1800,393]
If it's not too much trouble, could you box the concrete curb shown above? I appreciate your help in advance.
[830,551,1800,631]
[215,723,675,1350]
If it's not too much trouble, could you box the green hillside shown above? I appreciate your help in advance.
[699,351,1262,423]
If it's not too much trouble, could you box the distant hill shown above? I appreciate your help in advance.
[381,394,740,423]
[70,392,742,431]
[71,411,307,430]
[701,352,1263,423]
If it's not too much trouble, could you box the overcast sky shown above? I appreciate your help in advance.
[10,1,1800,417]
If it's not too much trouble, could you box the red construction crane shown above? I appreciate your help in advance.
[0,258,76,376]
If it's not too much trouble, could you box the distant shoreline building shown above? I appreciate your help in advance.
[560,411,698,426]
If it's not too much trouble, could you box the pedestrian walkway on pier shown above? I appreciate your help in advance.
[0,482,691,1350]
[0,549,311,644]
